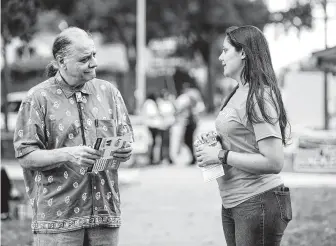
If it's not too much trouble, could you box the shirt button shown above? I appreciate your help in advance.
[81,106,84,110]
[93,186,96,190]
[95,207,98,211]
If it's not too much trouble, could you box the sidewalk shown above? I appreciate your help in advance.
[119,164,225,246]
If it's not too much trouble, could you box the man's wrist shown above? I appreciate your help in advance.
[58,147,72,163]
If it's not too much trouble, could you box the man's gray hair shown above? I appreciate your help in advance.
[45,27,91,77]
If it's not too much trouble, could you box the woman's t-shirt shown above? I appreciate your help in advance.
[215,85,284,208]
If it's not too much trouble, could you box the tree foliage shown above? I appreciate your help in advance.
[1,0,39,42]
[1,0,39,131]
[269,2,313,32]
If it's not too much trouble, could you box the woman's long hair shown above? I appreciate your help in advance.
[225,26,290,145]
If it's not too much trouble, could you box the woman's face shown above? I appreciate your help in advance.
[218,37,244,80]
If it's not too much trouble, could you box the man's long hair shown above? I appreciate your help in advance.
[225,26,290,145]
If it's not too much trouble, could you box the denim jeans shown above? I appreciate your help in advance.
[33,227,119,246]
[221,185,292,246]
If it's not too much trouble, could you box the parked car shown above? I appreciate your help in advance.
[1,91,27,132]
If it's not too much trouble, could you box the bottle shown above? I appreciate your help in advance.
[194,131,225,182]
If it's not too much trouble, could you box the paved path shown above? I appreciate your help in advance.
[119,164,225,246]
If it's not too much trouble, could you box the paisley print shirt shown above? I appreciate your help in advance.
[13,72,133,233]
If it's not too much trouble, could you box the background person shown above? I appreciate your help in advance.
[1,168,12,220]
[157,89,176,164]
[142,92,163,165]
[175,83,205,165]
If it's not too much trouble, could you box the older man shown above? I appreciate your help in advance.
[13,27,133,246]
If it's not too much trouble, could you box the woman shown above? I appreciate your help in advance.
[195,25,292,246]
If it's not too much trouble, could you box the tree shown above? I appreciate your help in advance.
[43,0,270,112]
[269,2,312,36]
[168,0,270,111]
[1,0,39,132]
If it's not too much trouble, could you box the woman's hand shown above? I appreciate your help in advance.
[195,142,222,168]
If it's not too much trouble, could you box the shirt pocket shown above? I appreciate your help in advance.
[95,119,117,139]
[57,123,81,148]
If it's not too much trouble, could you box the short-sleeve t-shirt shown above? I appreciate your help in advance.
[215,84,284,208]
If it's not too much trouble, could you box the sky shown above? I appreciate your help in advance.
[264,0,336,73]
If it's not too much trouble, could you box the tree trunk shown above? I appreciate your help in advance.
[1,40,10,132]
[122,45,136,114]
[206,30,216,113]
[123,64,136,114]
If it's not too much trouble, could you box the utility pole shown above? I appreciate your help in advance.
[136,0,146,113]
[322,0,329,129]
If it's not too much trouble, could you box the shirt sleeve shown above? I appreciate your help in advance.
[252,96,282,142]
[13,96,47,158]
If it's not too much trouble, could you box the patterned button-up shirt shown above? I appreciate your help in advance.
[13,72,133,233]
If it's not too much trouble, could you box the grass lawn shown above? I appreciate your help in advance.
[1,181,336,246]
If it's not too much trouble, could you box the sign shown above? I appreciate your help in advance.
[293,134,336,173]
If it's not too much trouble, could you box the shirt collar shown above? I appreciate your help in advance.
[54,72,93,98]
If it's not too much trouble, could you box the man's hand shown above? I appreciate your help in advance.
[113,143,133,162]
[64,146,102,167]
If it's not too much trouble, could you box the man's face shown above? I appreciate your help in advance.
[64,36,97,85]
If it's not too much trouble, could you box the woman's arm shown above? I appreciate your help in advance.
[196,136,284,175]
[226,137,284,174]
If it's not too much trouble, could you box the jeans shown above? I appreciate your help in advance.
[149,127,161,163]
[161,128,172,162]
[33,227,119,246]
[221,185,292,246]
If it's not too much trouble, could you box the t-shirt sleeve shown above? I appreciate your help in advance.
[13,95,47,158]
[252,97,282,142]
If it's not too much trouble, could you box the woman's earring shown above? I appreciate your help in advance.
[242,52,246,60]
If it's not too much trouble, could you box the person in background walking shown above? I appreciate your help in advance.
[195,25,292,246]
[142,92,163,165]
[175,83,205,165]
[157,89,176,164]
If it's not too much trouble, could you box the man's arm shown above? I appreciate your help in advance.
[19,146,102,171]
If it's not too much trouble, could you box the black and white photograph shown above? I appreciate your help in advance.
[1,0,336,245]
